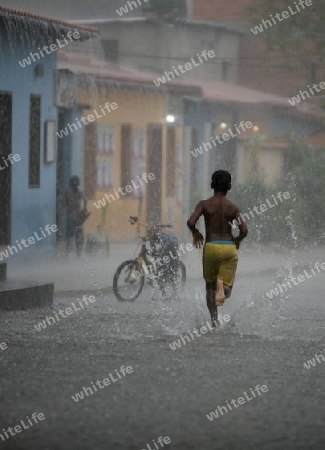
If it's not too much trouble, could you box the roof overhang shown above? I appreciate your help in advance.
[0,6,99,41]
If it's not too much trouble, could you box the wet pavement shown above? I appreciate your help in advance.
[1,251,324,450]
[6,243,325,294]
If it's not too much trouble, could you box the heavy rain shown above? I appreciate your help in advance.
[0,1,324,449]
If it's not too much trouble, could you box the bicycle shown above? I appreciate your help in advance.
[113,216,186,301]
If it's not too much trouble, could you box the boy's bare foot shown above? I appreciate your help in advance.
[215,279,225,306]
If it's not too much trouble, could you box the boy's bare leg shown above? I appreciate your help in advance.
[215,279,226,306]
[206,282,219,326]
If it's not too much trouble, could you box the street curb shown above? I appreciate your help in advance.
[54,286,113,298]
[0,282,54,310]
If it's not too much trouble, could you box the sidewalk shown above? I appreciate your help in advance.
[5,242,324,296]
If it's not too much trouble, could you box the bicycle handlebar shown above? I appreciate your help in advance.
[129,216,173,240]
[129,216,139,225]
[129,216,172,229]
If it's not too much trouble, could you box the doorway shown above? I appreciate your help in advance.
[0,92,12,246]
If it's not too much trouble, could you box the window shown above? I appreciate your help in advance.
[147,0,188,18]
[29,94,41,188]
[222,61,231,82]
[102,40,119,63]
[96,124,116,191]
[131,128,146,198]
[0,92,12,245]
[120,124,132,187]
[84,122,97,199]
[98,126,115,154]
[166,126,176,197]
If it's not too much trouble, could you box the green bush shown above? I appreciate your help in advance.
[229,143,325,244]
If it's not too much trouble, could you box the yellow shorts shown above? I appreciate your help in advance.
[203,241,238,287]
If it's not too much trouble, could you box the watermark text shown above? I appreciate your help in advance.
[19,31,81,67]
[34,295,96,332]
[266,262,325,299]
[206,385,268,421]
[153,50,215,87]
[251,0,313,35]
[56,103,118,139]
[71,366,134,402]
[191,122,253,158]
[93,173,155,209]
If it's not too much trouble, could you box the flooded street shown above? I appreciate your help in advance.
[1,247,324,450]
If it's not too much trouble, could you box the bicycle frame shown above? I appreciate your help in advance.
[128,216,177,281]
[134,241,156,278]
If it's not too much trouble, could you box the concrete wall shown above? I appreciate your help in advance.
[0,36,58,250]
[96,20,240,82]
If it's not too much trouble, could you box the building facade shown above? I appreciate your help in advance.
[57,52,201,241]
[75,17,242,84]
[0,6,97,250]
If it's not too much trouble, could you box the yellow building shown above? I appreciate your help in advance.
[57,52,199,242]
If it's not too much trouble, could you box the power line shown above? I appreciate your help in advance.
[116,50,325,61]
[103,49,325,70]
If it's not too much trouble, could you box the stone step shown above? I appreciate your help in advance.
[0,280,53,310]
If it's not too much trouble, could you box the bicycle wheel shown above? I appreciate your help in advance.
[113,259,145,302]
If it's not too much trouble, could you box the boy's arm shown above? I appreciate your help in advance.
[187,201,204,249]
[233,208,248,249]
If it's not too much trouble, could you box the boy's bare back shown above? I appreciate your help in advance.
[188,194,243,242]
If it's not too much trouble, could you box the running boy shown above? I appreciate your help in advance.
[187,170,248,324]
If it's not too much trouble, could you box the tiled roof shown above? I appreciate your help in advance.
[0,0,144,21]
[58,52,201,93]
[0,6,99,34]
[185,78,288,106]
[58,51,278,103]
[58,51,325,120]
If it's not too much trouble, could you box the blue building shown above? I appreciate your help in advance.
[181,77,325,238]
[0,6,97,251]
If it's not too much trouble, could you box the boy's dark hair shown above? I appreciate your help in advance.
[211,170,231,194]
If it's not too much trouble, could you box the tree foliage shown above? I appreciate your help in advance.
[247,0,325,82]
[230,139,325,245]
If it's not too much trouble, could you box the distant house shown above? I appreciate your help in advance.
[74,12,242,83]
[173,75,325,236]
[0,6,97,250]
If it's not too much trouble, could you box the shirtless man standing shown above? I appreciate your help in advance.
[187,170,248,324]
